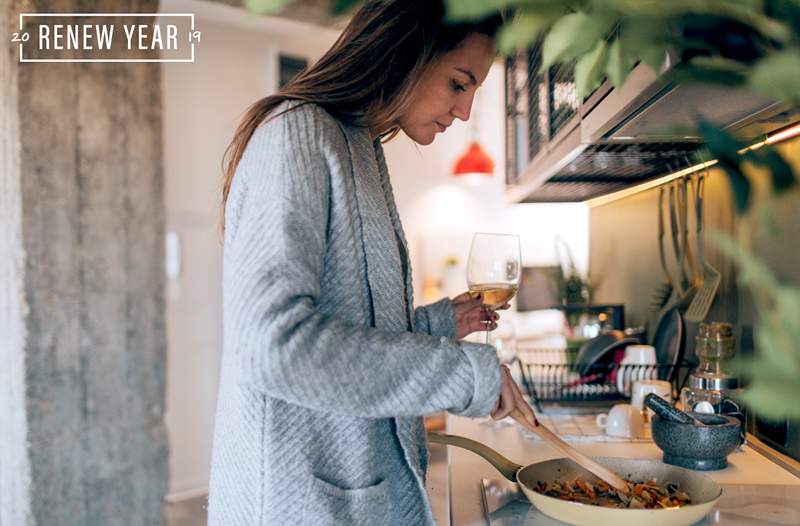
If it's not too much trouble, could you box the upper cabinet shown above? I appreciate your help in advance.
[505,41,798,204]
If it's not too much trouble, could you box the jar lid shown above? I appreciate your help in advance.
[689,373,739,390]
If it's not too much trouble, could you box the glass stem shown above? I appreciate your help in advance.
[485,307,493,345]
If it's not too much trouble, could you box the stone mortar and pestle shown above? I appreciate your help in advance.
[645,393,742,471]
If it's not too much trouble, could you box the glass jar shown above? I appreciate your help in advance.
[694,322,736,378]
[680,322,738,414]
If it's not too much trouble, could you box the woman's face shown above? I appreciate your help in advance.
[398,33,495,145]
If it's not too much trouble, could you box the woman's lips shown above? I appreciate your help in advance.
[436,122,446,132]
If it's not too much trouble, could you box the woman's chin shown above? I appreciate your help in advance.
[409,131,436,146]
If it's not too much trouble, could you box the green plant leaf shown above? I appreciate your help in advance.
[755,320,797,373]
[605,36,634,87]
[621,16,671,71]
[598,0,790,42]
[734,351,800,419]
[749,49,800,103]
[689,55,749,74]
[739,374,800,420]
[717,229,800,420]
[706,0,791,43]
[541,11,615,69]
[670,64,748,87]
[496,8,566,54]
[330,0,361,15]
[752,202,780,237]
[676,56,748,86]
[244,0,292,15]
[444,0,519,21]
[747,147,798,194]
[575,39,609,97]
[698,121,752,212]
[712,230,780,294]
[716,158,752,211]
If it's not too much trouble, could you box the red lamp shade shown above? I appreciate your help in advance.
[452,141,494,176]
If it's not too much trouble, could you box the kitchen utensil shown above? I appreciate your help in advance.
[575,331,638,377]
[685,173,721,322]
[645,392,704,426]
[652,412,742,470]
[650,187,673,312]
[665,180,698,311]
[595,404,646,438]
[650,306,686,381]
[615,345,657,396]
[667,183,688,299]
[429,432,722,526]
[631,380,672,416]
[509,408,628,491]
[678,178,701,304]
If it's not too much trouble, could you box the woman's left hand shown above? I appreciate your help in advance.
[452,291,510,340]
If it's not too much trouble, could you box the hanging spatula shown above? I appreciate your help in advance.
[685,173,721,322]
[666,182,688,307]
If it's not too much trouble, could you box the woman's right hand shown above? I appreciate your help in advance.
[491,364,538,427]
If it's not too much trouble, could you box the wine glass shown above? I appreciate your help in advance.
[466,232,522,345]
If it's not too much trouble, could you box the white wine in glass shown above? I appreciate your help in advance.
[466,233,522,344]
[467,283,519,310]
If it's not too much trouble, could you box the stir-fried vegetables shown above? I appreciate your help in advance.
[534,478,691,509]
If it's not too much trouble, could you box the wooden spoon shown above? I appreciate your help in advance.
[510,409,629,492]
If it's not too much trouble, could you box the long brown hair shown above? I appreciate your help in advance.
[220,0,503,230]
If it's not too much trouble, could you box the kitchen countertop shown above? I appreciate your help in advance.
[442,414,800,526]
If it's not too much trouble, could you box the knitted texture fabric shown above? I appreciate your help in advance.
[208,102,501,525]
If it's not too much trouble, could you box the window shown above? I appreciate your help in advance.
[279,54,308,88]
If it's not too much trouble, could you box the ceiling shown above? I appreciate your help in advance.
[210,0,350,28]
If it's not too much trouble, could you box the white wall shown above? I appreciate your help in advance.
[160,0,340,499]
[382,62,589,306]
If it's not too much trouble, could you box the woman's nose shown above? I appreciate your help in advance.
[452,94,474,121]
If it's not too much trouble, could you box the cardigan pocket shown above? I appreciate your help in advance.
[301,474,391,526]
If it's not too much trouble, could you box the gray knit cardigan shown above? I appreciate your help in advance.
[208,102,501,525]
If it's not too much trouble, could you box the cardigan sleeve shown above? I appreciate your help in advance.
[224,105,500,419]
[413,299,457,339]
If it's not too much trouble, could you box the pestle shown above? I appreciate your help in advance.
[644,393,706,426]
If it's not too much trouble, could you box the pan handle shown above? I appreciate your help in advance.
[427,432,522,482]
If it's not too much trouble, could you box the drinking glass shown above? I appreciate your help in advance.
[466,233,522,344]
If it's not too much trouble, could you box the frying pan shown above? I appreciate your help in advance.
[575,331,639,377]
[651,306,686,381]
[429,432,721,526]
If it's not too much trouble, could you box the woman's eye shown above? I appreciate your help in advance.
[452,80,466,93]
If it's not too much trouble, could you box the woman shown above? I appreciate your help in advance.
[209,1,538,524]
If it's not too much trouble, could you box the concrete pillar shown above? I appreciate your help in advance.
[1,1,168,525]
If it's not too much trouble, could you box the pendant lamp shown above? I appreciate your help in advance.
[452,141,495,184]
[452,92,494,185]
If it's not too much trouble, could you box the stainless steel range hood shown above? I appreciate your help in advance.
[505,50,797,203]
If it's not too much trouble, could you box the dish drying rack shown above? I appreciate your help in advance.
[516,347,693,411]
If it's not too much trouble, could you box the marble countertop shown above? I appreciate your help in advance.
[443,414,800,526]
